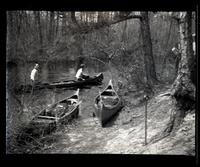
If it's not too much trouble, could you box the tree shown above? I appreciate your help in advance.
[61,12,67,35]
[33,11,43,50]
[140,12,158,88]
[7,11,14,61]
[49,11,55,44]
[71,12,80,28]
[55,12,60,38]
[169,12,196,131]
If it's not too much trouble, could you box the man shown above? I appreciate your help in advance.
[192,33,196,55]
[30,63,39,84]
[75,64,89,81]
[171,46,181,75]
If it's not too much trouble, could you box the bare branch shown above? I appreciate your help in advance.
[76,15,142,34]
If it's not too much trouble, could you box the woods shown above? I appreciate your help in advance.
[6,11,196,154]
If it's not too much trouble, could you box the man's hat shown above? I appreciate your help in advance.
[80,64,85,67]
[35,63,39,68]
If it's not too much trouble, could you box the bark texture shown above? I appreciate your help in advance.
[170,12,196,128]
[140,12,158,86]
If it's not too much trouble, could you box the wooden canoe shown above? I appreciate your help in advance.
[47,73,103,89]
[94,80,123,127]
[24,89,81,137]
[15,73,103,93]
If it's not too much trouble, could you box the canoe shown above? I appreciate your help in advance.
[94,80,123,127]
[47,73,103,89]
[15,73,103,93]
[22,89,81,138]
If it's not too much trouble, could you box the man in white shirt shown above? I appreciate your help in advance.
[171,45,181,75]
[30,63,39,84]
[75,64,89,81]
[76,64,85,81]
[192,33,196,55]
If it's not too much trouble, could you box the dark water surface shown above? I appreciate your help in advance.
[10,58,121,117]
[7,59,137,154]
[16,59,108,85]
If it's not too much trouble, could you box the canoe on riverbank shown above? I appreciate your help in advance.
[20,89,81,140]
[94,80,123,127]
[15,73,104,93]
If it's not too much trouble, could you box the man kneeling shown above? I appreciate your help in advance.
[75,64,89,81]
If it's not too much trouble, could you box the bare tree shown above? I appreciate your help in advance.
[71,12,80,28]
[140,12,158,88]
[49,11,55,44]
[167,12,196,132]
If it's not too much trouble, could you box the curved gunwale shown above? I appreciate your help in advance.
[16,73,103,94]
[94,80,122,126]
[94,80,120,108]
[50,73,103,86]
[59,89,80,120]
[33,89,80,121]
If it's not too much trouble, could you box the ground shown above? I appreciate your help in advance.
[14,84,195,155]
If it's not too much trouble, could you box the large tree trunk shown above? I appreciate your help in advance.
[140,12,158,87]
[71,12,79,28]
[7,11,14,61]
[37,12,43,51]
[49,11,55,44]
[170,12,196,129]
[62,12,66,36]
[55,12,60,37]
[33,11,43,48]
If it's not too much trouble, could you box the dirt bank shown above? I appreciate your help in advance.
[31,85,195,155]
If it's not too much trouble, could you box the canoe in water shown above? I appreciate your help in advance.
[15,73,103,93]
[47,73,103,89]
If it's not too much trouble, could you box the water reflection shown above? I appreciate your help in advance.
[7,58,122,126]
[10,58,108,85]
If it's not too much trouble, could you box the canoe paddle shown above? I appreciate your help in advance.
[144,94,149,145]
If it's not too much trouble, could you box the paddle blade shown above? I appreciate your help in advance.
[75,88,80,96]
[76,100,82,106]
[108,79,112,86]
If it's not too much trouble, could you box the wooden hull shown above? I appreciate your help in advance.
[22,91,80,138]
[94,80,123,127]
[29,106,79,136]
[47,73,103,89]
[94,99,122,126]
[15,73,103,93]
[32,105,79,125]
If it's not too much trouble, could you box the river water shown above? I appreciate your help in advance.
[15,58,109,85]
[7,58,126,154]
[7,59,194,154]
[9,58,121,118]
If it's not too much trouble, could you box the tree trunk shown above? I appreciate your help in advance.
[45,11,49,43]
[170,12,196,129]
[121,20,127,42]
[140,12,158,87]
[49,11,55,44]
[33,11,42,47]
[55,12,59,37]
[62,12,66,35]
[71,12,80,28]
[37,12,43,49]
[7,11,14,61]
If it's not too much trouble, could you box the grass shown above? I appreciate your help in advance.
[6,80,195,155]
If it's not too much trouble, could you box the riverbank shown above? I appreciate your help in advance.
[10,83,195,155]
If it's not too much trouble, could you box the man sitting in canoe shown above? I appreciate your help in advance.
[75,64,89,81]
